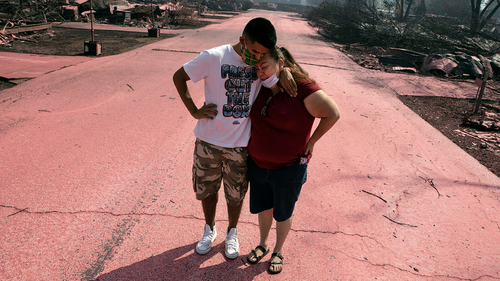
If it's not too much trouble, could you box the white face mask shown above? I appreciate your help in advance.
[262,73,280,88]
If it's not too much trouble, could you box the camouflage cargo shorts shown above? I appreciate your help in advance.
[192,138,249,206]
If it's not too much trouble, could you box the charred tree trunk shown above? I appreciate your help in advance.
[471,0,500,34]
[471,0,480,33]
[479,0,500,31]
[396,0,404,21]
[403,0,414,21]
[396,0,415,22]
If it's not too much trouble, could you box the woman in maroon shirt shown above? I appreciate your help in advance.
[246,46,340,274]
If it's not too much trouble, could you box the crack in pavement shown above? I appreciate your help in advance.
[340,251,500,281]
[0,204,199,220]
[1,204,379,233]
[2,204,385,241]
[289,227,399,256]
[2,204,396,261]
[6,205,497,280]
[471,195,500,230]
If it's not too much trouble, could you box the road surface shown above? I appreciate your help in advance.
[1,10,499,281]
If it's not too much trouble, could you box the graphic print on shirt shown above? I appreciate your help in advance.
[221,64,258,119]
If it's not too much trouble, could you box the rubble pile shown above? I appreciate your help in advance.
[0,31,39,46]
[342,45,500,81]
[341,44,500,155]
[386,48,500,154]
[463,106,500,131]
[202,0,240,12]
[0,0,251,39]
[0,20,48,47]
[455,128,500,155]
[0,0,74,45]
[0,33,13,46]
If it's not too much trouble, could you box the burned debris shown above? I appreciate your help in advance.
[343,45,500,154]
[345,45,500,131]
[0,0,251,47]
[309,1,500,156]
[309,1,500,149]
[0,0,56,46]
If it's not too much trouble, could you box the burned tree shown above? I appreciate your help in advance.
[471,0,500,34]
[394,0,415,22]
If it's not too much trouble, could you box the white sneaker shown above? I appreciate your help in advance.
[196,223,217,255]
[225,227,239,259]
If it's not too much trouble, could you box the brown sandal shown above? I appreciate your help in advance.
[268,252,284,274]
[247,245,269,264]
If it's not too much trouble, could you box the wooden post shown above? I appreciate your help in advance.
[89,0,94,42]
[151,0,154,25]
[473,55,492,114]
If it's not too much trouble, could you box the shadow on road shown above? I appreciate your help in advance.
[93,242,268,280]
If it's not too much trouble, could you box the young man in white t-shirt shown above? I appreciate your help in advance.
[173,17,295,260]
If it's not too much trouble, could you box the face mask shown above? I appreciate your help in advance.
[262,73,280,88]
[241,43,260,66]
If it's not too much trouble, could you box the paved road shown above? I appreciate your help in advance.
[1,10,499,281]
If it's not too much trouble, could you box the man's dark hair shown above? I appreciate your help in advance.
[243,17,276,49]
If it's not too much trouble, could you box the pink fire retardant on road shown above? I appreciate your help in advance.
[0,52,92,79]
[1,10,499,281]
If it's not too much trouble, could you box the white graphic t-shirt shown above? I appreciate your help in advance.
[183,44,261,148]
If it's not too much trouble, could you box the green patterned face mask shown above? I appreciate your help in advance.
[241,46,260,66]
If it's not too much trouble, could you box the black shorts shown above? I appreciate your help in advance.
[248,156,307,222]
